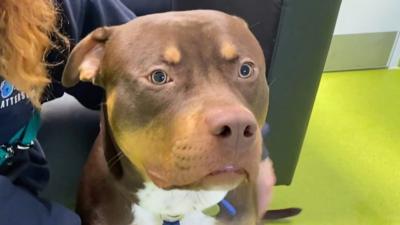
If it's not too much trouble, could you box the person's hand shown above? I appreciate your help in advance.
[257,158,276,217]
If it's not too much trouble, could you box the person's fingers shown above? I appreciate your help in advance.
[257,158,276,217]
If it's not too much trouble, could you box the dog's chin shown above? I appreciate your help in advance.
[194,169,247,191]
[148,166,248,192]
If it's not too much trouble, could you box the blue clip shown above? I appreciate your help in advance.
[219,199,237,216]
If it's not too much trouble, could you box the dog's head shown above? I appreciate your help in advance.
[63,10,268,192]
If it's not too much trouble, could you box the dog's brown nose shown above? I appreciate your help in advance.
[206,107,258,150]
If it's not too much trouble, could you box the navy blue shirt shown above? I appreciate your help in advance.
[0,78,34,144]
[46,0,136,109]
[0,0,135,145]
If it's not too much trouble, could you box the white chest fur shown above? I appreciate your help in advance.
[131,182,228,225]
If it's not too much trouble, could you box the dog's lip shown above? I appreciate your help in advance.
[207,165,246,177]
[146,165,249,190]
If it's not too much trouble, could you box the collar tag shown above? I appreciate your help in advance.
[162,221,180,225]
[202,204,221,217]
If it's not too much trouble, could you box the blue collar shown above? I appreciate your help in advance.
[162,199,236,225]
[163,221,180,225]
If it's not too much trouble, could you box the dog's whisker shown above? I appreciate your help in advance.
[109,154,124,169]
[250,21,261,30]
[110,154,125,169]
[108,152,124,169]
[268,76,279,88]
[107,151,123,165]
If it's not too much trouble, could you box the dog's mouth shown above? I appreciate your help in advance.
[197,165,248,190]
[207,165,247,177]
[177,165,248,190]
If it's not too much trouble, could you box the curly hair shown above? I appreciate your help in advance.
[0,0,68,107]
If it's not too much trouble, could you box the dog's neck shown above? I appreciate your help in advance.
[133,182,228,225]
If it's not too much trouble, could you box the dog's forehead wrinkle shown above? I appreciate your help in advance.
[132,10,232,27]
[121,11,237,45]
[112,16,255,78]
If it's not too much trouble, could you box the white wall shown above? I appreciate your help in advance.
[334,0,400,34]
[334,0,400,67]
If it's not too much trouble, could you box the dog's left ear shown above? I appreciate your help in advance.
[62,27,112,88]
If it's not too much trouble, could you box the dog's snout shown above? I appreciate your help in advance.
[206,107,258,149]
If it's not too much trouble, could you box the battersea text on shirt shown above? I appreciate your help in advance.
[0,78,34,144]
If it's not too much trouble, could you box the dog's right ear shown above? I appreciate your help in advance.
[62,27,112,88]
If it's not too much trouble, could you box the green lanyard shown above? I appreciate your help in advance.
[0,111,41,165]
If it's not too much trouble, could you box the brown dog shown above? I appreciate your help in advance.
[62,10,270,225]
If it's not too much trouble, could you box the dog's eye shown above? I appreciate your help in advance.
[239,63,254,78]
[151,70,168,85]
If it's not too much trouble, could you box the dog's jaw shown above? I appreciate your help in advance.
[132,182,227,225]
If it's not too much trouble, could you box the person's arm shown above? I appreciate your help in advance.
[63,0,135,42]
[0,176,81,225]
[47,0,136,109]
